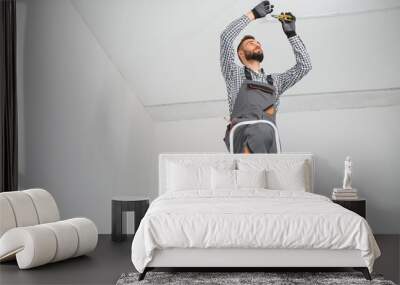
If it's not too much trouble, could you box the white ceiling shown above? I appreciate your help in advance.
[70,0,400,120]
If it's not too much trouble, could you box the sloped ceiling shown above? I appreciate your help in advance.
[71,0,400,121]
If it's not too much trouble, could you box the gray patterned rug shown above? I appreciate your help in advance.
[116,271,396,285]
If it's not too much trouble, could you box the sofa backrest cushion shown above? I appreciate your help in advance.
[0,189,60,237]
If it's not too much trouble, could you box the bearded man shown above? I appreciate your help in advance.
[220,1,312,153]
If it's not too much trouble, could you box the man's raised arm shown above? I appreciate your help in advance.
[271,12,312,96]
[220,1,273,81]
[219,14,252,81]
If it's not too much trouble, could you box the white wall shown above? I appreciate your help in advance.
[155,105,400,234]
[17,0,157,234]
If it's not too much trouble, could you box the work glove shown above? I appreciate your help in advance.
[279,12,296,38]
[252,1,274,19]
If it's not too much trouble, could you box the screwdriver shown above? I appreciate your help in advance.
[271,14,294,22]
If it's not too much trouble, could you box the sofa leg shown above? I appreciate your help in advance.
[354,267,371,280]
[138,268,148,281]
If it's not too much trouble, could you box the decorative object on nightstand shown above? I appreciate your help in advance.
[332,188,358,200]
[332,156,358,200]
[342,156,352,189]
[112,196,150,242]
[332,198,366,219]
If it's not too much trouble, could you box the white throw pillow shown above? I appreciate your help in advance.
[211,168,236,190]
[237,159,307,191]
[266,161,306,191]
[166,162,211,191]
[236,169,268,189]
[211,168,268,190]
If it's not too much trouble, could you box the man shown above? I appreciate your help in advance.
[220,1,312,154]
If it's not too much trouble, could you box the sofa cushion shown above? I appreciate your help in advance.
[0,189,60,238]
[0,192,39,227]
[0,218,98,269]
[0,196,16,237]
[24,189,60,223]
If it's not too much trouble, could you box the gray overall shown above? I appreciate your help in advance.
[223,67,281,153]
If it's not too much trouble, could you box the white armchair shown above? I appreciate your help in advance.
[0,188,98,269]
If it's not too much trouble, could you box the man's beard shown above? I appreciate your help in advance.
[244,50,264,62]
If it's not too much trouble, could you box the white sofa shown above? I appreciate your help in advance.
[0,188,98,269]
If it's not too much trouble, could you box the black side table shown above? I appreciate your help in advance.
[112,196,150,242]
[332,198,366,218]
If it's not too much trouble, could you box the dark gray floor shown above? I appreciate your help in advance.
[0,234,399,285]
